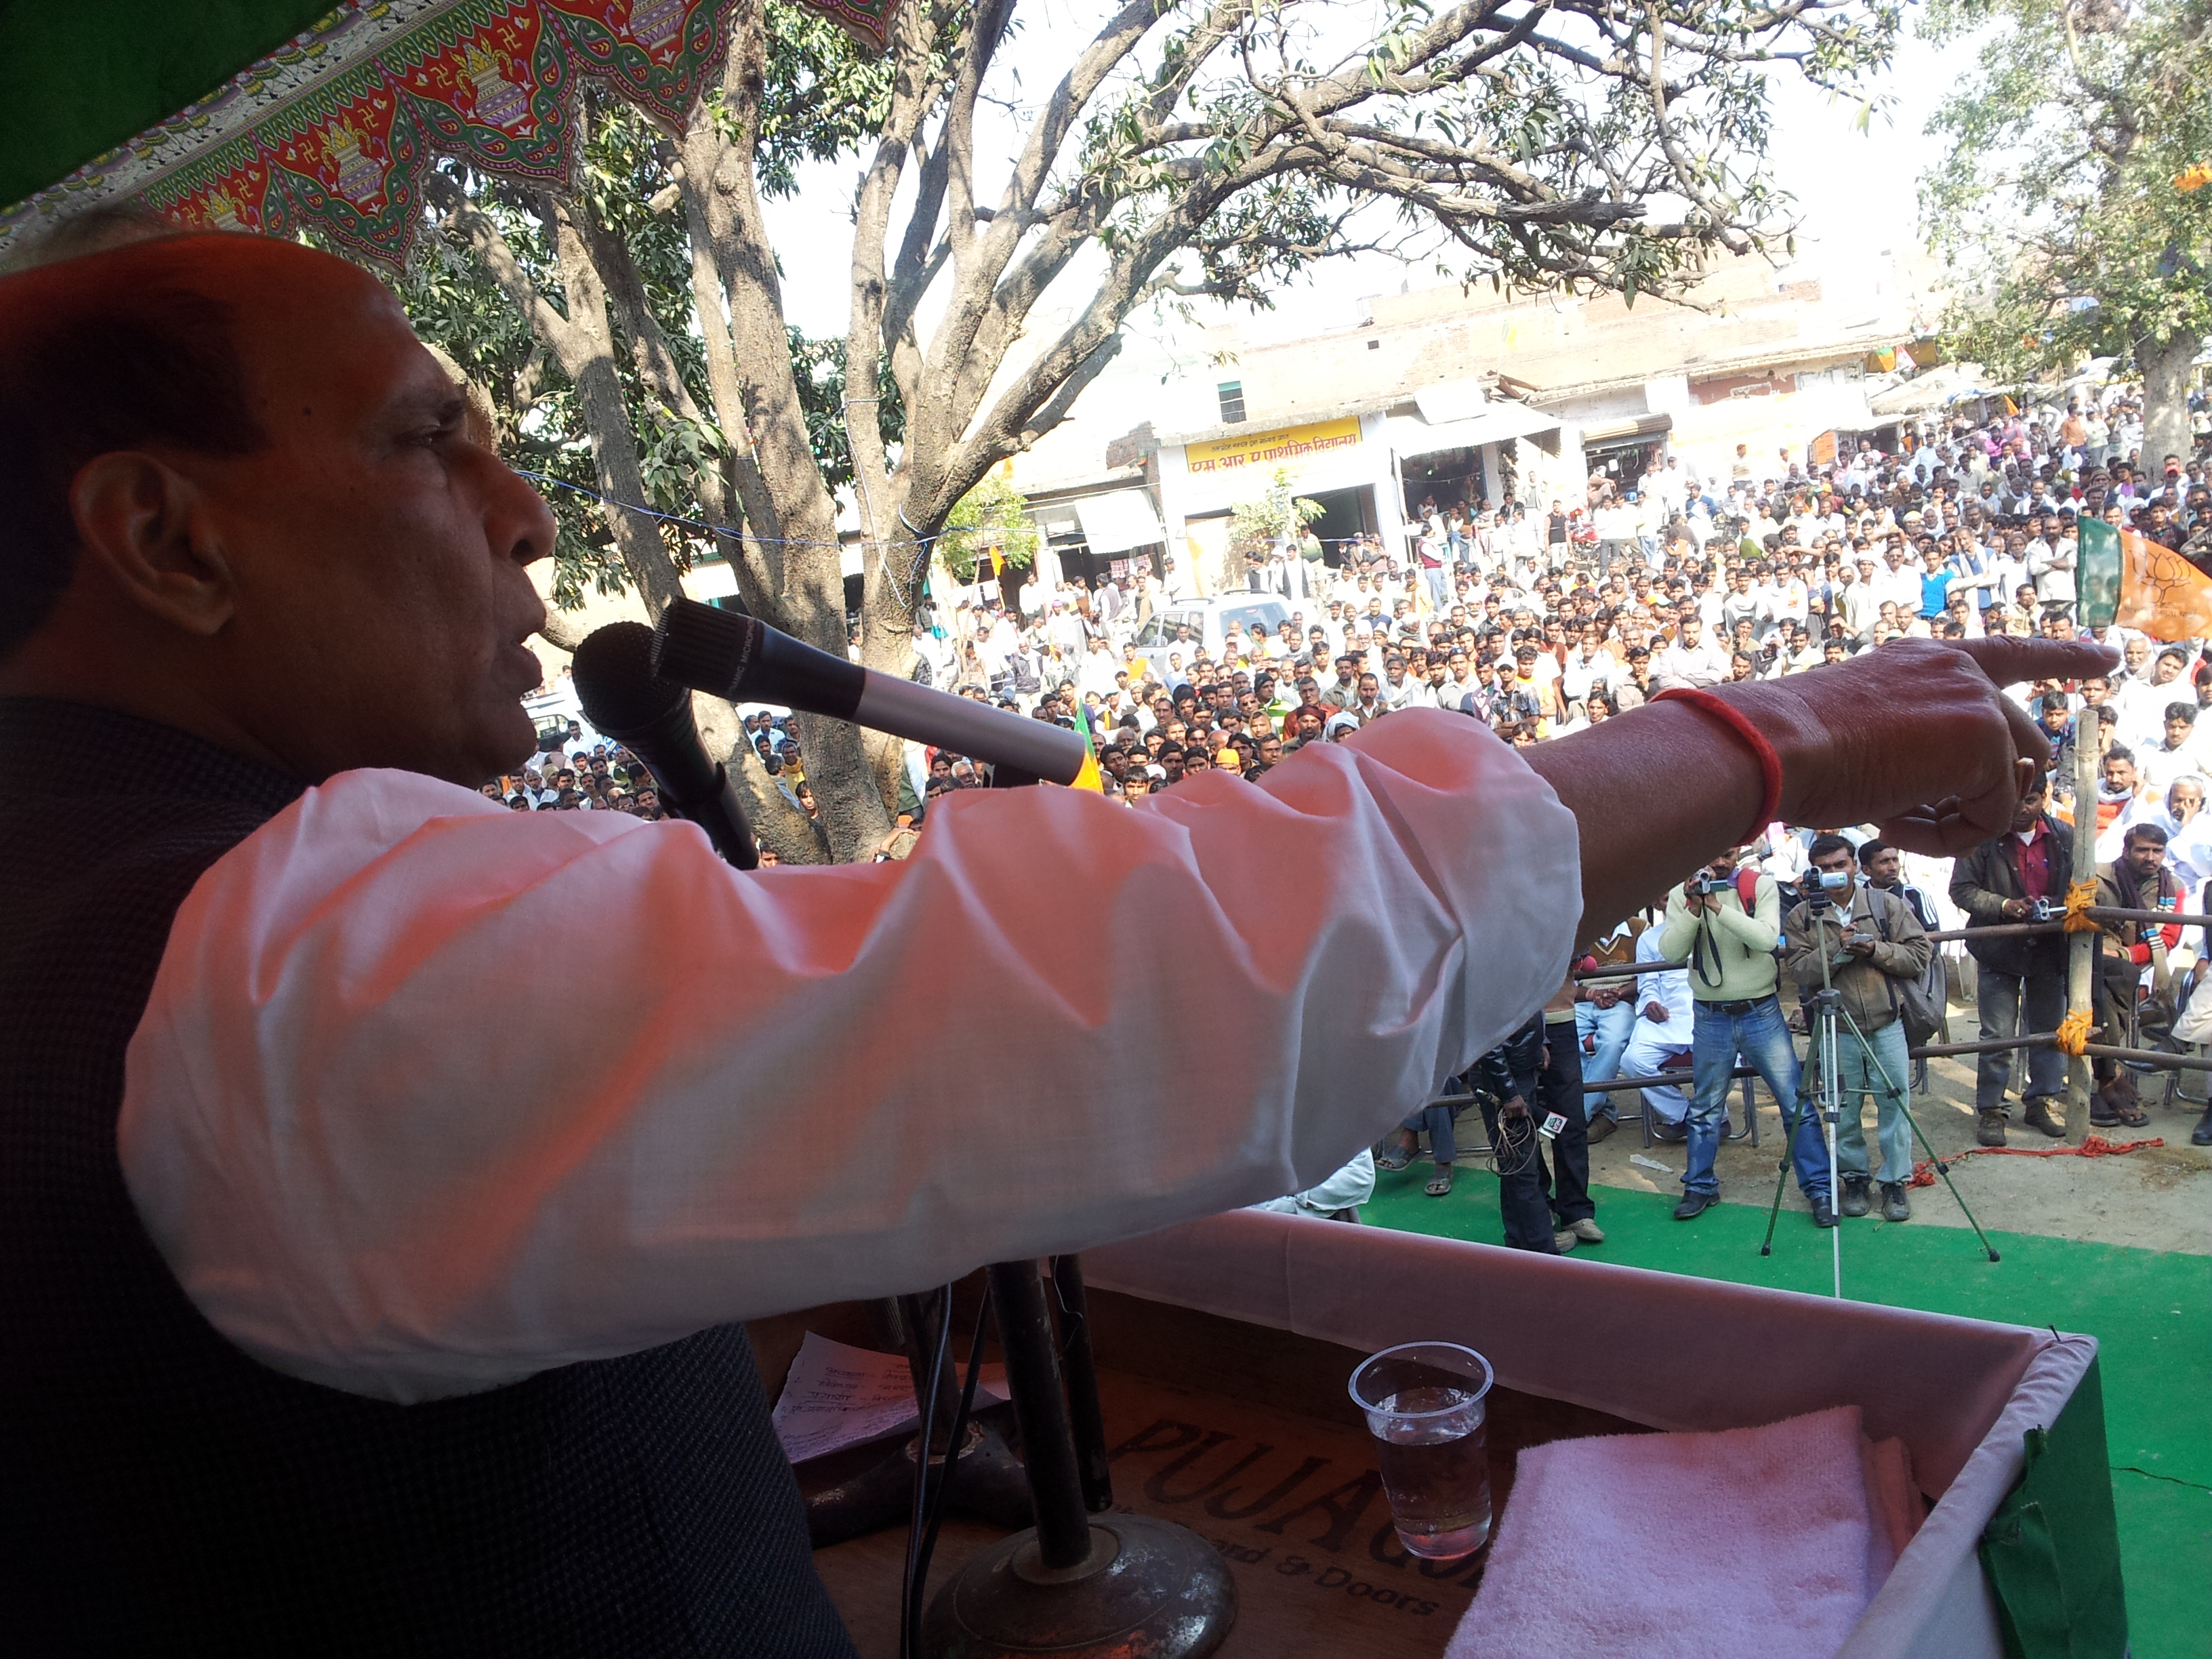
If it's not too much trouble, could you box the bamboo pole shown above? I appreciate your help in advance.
[2065,719,2106,1145]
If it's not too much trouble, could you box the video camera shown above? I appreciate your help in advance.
[1687,871,1736,899]
[1797,868,1853,912]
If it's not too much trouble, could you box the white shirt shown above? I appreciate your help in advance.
[2137,730,2211,794]
[1652,636,1732,689]
[118,711,1578,1404]
[2029,539,2076,604]
[1626,924,1693,1044]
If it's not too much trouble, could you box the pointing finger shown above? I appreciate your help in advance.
[1954,636,2117,687]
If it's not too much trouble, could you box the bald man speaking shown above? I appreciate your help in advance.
[0,228,2104,1655]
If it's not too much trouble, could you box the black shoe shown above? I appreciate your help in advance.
[1651,1120,1687,1144]
[1839,1174,1872,1218]
[1673,1191,1717,1221]
[2194,1105,2212,1147]
[1879,1182,1911,1223]
[1812,1196,1837,1229]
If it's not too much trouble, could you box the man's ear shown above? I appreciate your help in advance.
[68,451,235,637]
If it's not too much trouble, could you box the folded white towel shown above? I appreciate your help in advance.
[1446,1406,1887,1659]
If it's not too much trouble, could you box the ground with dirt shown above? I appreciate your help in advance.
[1584,1046,2211,1253]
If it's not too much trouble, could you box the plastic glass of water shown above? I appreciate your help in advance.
[1349,1341,1495,1560]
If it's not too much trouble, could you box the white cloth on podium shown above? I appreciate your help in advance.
[1448,1406,1915,1659]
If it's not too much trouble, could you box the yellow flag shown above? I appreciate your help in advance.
[1067,699,1104,792]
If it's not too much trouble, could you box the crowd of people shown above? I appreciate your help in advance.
[510,384,2212,1244]
[924,384,2212,1203]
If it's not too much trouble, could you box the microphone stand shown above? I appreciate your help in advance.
[801,1293,1033,1548]
[574,622,1042,1547]
[915,766,1237,1659]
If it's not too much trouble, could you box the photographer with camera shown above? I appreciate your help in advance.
[1658,849,1832,1225]
[1950,778,2072,1144]
[1782,836,1933,1222]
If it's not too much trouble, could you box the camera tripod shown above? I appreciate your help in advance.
[1759,890,2002,1295]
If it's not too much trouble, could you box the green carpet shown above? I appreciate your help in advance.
[1365,1167,2212,1659]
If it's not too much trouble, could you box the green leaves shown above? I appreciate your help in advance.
[940,474,1040,581]
[1229,468,1326,557]
[1923,0,2212,386]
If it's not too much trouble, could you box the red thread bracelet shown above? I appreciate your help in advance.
[1650,688,1784,845]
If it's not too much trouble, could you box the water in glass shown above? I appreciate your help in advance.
[1372,1383,1492,1558]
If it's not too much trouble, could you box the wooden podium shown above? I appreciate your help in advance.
[754,1290,1640,1658]
[750,1210,2111,1659]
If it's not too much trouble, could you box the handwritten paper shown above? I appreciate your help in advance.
[771,1331,1008,1465]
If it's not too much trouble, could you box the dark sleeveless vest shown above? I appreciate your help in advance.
[0,699,855,1656]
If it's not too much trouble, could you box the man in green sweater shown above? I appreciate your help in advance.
[1658,851,1832,1225]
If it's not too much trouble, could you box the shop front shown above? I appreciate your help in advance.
[1580,413,1673,491]
[1158,413,1402,590]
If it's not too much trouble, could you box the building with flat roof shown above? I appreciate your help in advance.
[1007,246,1938,592]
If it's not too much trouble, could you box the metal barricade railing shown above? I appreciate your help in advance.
[1399,906,2212,1164]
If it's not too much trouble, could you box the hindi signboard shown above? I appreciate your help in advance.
[1186,417,1363,477]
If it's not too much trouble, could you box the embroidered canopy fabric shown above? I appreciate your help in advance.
[0,0,902,264]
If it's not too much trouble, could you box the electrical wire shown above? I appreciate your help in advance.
[899,1287,954,1659]
[515,468,945,554]
[1487,1100,1542,1179]
[908,1290,994,1649]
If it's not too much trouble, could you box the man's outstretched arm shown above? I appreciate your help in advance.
[1528,638,2110,947]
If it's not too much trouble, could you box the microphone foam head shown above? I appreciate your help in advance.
[653,597,757,699]
[573,621,689,738]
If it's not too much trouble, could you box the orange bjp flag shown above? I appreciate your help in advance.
[2087,518,2212,641]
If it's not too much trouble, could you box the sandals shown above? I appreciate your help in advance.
[1425,1168,1454,1197]
[1377,1133,1418,1173]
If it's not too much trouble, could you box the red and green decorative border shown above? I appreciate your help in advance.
[3,0,903,266]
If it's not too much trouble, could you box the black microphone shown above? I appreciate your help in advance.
[571,621,759,871]
[651,598,1090,786]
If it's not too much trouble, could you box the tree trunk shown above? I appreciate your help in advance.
[853,523,928,805]
[546,197,687,619]
[2140,331,2203,476]
[692,692,830,863]
[676,17,892,863]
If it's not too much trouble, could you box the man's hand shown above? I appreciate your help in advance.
[1681,888,1706,916]
[1725,638,2114,857]
[1500,1094,1530,1119]
[1642,1000,1668,1023]
[2001,897,2033,920]
[1842,931,1877,958]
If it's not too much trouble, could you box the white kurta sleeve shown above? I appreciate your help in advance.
[119,708,1578,1402]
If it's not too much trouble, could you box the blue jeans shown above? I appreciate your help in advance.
[1401,1099,1459,1165]
[1575,1000,1635,1122]
[1684,997,1826,1200]
[1810,1017,1914,1185]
